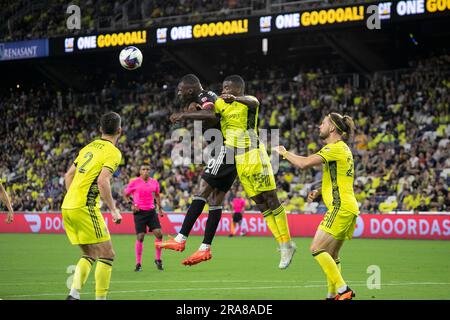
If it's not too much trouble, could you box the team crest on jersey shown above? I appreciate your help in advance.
[201,97,208,102]
[324,147,330,152]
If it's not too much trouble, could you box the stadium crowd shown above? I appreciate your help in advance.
[1,0,253,41]
[0,55,449,214]
[1,0,376,42]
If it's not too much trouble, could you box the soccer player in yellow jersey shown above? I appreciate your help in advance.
[218,75,296,269]
[274,112,358,300]
[170,75,296,269]
[0,182,14,223]
[62,112,123,300]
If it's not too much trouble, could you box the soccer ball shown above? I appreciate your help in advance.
[119,46,143,70]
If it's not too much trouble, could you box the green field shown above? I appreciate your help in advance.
[0,234,449,300]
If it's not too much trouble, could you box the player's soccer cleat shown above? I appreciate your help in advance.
[134,263,142,272]
[278,241,297,269]
[335,287,356,300]
[181,249,212,266]
[154,259,164,271]
[66,295,79,300]
[155,237,185,252]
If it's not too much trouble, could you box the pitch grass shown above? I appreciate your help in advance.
[0,234,449,300]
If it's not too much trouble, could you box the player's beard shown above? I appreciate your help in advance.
[319,128,330,140]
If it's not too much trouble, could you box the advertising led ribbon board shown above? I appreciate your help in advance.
[51,29,148,55]
[0,39,49,61]
[49,0,450,54]
[155,0,450,45]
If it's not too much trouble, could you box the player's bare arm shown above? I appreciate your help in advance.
[273,146,323,169]
[220,94,260,109]
[64,164,77,191]
[155,193,164,217]
[170,109,219,123]
[0,182,14,223]
[98,168,122,224]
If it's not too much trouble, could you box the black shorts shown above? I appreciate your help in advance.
[232,212,243,223]
[133,210,161,234]
[202,145,237,193]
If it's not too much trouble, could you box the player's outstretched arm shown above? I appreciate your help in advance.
[273,146,323,170]
[236,95,260,109]
[220,94,260,109]
[170,110,219,123]
[98,168,122,223]
[0,182,14,223]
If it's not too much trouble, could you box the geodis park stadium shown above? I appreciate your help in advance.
[0,0,449,311]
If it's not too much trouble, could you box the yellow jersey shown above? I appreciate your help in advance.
[316,140,359,215]
[62,139,122,209]
[214,96,259,149]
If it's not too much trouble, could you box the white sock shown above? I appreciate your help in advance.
[280,242,290,249]
[337,285,348,294]
[175,234,187,242]
[199,243,210,251]
[327,293,336,299]
[69,288,80,300]
[96,296,106,300]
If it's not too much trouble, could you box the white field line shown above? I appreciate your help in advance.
[1,281,450,298]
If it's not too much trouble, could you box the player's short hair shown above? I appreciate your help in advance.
[224,75,245,91]
[141,160,151,169]
[329,112,355,140]
[100,112,121,135]
[181,74,201,86]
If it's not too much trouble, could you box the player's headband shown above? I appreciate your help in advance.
[328,113,345,133]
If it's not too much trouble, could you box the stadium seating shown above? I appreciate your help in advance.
[1,54,448,213]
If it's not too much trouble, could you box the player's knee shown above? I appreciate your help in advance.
[153,229,163,239]
[137,233,145,242]
[100,247,115,260]
[267,195,281,210]
[310,243,322,254]
[256,203,268,213]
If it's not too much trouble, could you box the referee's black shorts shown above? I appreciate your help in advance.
[202,145,237,193]
[133,209,161,234]
[232,212,243,223]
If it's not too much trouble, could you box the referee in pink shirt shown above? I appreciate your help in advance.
[124,164,164,271]
[230,192,246,237]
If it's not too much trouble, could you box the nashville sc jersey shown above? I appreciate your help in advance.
[316,140,359,215]
[62,139,122,209]
[213,96,259,149]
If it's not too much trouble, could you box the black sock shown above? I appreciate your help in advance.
[202,206,223,245]
[179,197,206,236]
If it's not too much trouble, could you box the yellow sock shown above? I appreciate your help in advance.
[263,210,282,243]
[327,258,341,296]
[95,257,113,299]
[71,256,95,291]
[313,251,346,291]
[273,205,291,243]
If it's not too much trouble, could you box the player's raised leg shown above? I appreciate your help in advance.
[157,179,215,252]
[181,189,226,266]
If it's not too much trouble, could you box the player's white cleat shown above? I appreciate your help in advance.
[278,241,297,269]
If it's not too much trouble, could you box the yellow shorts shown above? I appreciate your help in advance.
[319,208,358,241]
[235,144,276,198]
[62,206,111,245]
